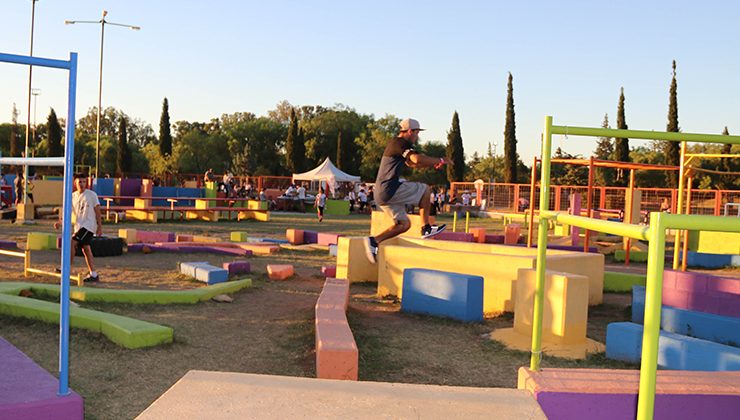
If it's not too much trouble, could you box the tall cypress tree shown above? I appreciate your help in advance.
[503,72,517,183]
[594,113,614,186]
[613,87,630,186]
[665,60,680,187]
[9,103,19,158]
[446,111,465,182]
[159,97,172,156]
[285,108,299,172]
[117,118,131,177]
[336,129,344,170]
[294,125,306,172]
[47,108,63,158]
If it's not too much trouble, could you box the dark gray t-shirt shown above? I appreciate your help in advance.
[374,137,417,204]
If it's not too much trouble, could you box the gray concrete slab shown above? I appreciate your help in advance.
[136,370,545,419]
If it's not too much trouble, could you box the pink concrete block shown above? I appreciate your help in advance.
[286,229,304,245]
[719,297,740,318]
[661,287,689,308]
[137,231,175,243]
[432,231,475,242]
[674,272,707,293]
[686,293,718,314]
[321,266,337,277]
[663,270,678,290]
[504,224,522,245]
[708,277,740,295]
[317,232,342,246]
[267,264,294,280]
[315,278,357,381]
[223,261,251,276]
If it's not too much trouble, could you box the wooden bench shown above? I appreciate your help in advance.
[315,278,358,380]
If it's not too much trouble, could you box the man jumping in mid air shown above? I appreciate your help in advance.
[364,118,451,263]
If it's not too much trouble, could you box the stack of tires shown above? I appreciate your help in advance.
[75,236,125,257]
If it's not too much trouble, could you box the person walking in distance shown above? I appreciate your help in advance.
[315,187,327,222]
[54,173,103,282]
[363,118,451,263]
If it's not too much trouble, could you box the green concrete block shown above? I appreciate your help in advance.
[614,250,649,262]
[604,271,647,292]
[231,232,249,242]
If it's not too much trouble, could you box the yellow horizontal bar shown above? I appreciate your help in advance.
[684,153,740,159]
[540,211,650,240]
[661,213,740,232]
[0,249,27,258]
[551,124,740,145]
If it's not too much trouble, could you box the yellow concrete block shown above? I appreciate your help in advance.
[16,203,35,221]
[27,232,56,250]
[376,238,604,313]
[118,229,138,244]
[513,269,588,344]
[247,200,268,210]
[185,210,218,222]
[231,232,249,242]
[192,235,220,243]
[134,198,151,209]
[238,210,270,222]
[370,211,434,238]
[195,199,211,209]
[336,237,378,283]
[125,209,159,223]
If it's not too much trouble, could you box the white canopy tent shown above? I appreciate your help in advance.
[292,158,361,197]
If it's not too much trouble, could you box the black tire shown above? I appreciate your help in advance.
[75,236,124,257]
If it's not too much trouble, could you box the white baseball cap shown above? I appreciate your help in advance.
[400,118,425,131]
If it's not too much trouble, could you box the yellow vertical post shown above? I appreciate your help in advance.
[636,212,665,420]
[453,211,457,232]
[672,141,687,269]
[465,211,470,233]
[24,249,30,277]
[530,116,553,371]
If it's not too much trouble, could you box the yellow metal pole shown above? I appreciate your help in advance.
[530,116,553,371]
[672,141,687,269]
[465,211,470,233]
[636,213,665,420]
[453,210,457,232]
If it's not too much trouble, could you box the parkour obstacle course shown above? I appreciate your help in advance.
[523,116,740,420]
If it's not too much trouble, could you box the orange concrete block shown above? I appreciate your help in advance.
[176,234,193,242]
[267,264,294,280]
[238,244,280,255]
[504,224,521,245]
[469,227,487,243]
[286,229,304,245]
[315,278,358,380]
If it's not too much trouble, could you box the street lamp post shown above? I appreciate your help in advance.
[22,0,39,210]
[31,88,41,145]
[65,10,140,178]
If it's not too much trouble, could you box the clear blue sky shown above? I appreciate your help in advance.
[2,0,740,163]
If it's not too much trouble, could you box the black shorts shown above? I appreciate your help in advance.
[73,227,94,247]
[318,206,324,215]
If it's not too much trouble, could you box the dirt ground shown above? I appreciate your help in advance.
[1,214,644,419]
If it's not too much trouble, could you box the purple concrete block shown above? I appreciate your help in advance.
[484,234,504,244]
[663,270,678,289]
[321,266,336,277]
[120,178,142,205]
[205,246,251,256]
[719,297,740,318]
[303,230,319,244]
[223,261,251,276]
[0,337,83,419]
[535,391,740,420]
[687,293,718,314]
[317,232,342,246]
[432,232,475,242]
[0,240,17,249]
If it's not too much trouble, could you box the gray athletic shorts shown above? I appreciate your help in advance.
[378,182,428,223]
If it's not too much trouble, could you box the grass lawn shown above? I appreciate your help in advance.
[0,212,638,419]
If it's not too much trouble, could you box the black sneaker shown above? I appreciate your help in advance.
[363,237,378,264]
[83,274,100,283]
[421,224,446,239]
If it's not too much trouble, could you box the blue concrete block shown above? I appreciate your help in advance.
[152,186,178,207]
[179,262,209,278]
[686,251,740,269]
[176,187,203,207]
[194,265,228,285]
[260,238,289,244]
[632,286,740,347]
[303,230,319,244]
[401,268,484,322]
[606,322,740,371]
[93,178,115,197]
